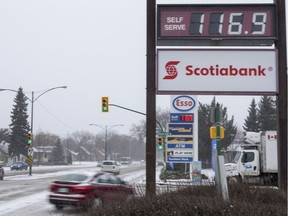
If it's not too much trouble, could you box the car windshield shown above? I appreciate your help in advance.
[59,173,90,182]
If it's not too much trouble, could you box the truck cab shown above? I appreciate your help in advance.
[225,131,278,185]
[236,149,260,176]
[226,148,260,179]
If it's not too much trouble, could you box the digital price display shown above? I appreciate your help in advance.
[170,113,194,123]
[158,4,276,42]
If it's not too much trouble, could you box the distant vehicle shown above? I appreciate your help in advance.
[225,131,278,185]
[101,160,120,174]
[157,161,165,166]
[0,164,4,180]
[49,171,134,210]
[120,157,131,165]
[10,161,29,171]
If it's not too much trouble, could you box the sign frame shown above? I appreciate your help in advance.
[157,48,278,95]
[157,4,277,46]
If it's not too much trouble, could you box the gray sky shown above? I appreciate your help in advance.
[0,0,273,137]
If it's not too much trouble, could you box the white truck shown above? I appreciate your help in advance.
[225,131,278,185]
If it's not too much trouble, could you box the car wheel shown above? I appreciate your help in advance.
[0,176,3,180]
[55,204,64,210]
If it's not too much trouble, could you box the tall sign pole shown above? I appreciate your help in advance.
[146,0,156,196]
[275,0,287,191]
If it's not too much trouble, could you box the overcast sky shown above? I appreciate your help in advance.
[0,0,275,137]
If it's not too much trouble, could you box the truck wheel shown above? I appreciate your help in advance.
[228,176,242,184]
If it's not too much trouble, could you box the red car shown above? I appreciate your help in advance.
[48,171,134,210]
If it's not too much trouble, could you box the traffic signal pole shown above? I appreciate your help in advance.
[212,103,229,202]
[28,91,34,176]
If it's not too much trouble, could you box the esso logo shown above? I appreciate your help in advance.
[172,96,196,112]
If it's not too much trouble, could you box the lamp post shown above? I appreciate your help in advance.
[1,86,67,138]
[121,136,132,160]
[0,86,67,175]
[89,124,123,160]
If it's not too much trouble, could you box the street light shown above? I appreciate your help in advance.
[1,86,67,175]
[121,136,133,160]
[89,124,124,160]
[1,86,67,136]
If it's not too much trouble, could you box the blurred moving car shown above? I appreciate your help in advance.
[101,160,120,174]
[10,161,29,171]
[0,164,4,180]
[49,171,134,210]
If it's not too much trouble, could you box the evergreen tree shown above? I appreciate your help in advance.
[198,101,212,166]
[243,98,259,132]
[198,97,237,166]
[8,87,30,160]
[258,96,277,130]
[52,138,64,163]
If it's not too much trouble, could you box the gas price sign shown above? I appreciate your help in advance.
[158,4,276,42]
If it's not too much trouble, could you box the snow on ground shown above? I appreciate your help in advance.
[0,161,215,216]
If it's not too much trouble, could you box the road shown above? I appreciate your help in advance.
[0,162,146,216]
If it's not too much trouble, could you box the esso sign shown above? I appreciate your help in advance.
[172,96,196,112]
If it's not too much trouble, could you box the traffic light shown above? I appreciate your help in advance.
[101,96,109,112]
[157,136,163,150]
[28,131,32,146]
[210,126,225,139]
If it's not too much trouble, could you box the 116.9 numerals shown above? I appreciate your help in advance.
[189,12,267,35]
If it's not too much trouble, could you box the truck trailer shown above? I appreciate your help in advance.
[225,131,278,185]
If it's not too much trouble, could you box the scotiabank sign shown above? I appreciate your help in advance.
[157,49,278,95]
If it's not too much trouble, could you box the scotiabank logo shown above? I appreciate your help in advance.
[163,61,180,79]
[163,62,273,79]
[186,64,272,76]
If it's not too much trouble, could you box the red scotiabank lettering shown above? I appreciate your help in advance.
[185,65,267,76]
[176,100,192,106]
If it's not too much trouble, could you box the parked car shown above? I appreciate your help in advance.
[48,171,134,210]
[101,160,120,174]
[10,161,29,171]
[0,165,4,180]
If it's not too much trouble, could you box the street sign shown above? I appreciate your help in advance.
[157,132,171,136]
[28,148,34,156]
